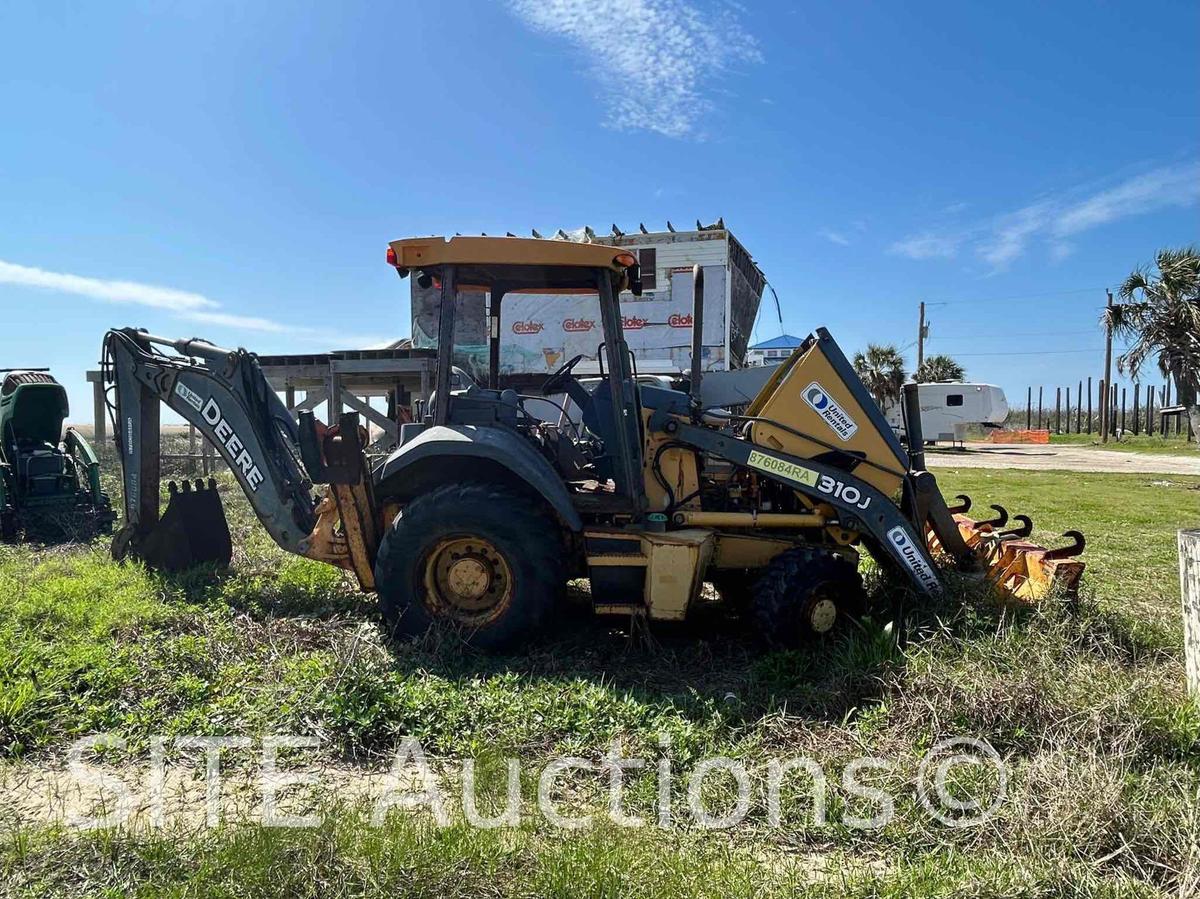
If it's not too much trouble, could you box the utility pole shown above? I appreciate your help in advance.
[1101,288,1114,443]
[917,301,927,371]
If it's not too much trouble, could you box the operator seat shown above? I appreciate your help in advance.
[579,378,614,481]
[0,372,72,498]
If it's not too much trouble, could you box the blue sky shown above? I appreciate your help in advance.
[2,0,1197,421]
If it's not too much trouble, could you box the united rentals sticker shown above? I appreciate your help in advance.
[174,380,204,413]
[886,526,941,592]
[746,449,817,487]
[803,381,858,441]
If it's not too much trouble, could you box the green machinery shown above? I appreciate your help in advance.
[0,370,115,543]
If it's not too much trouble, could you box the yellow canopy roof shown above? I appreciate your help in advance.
[387,235,632,273]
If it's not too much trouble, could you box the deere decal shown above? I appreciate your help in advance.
[746,450,818,487]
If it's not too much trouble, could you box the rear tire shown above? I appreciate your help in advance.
[374,483,564,652]
[751,548,865,647]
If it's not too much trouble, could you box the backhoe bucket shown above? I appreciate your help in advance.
[122,479,233,572]
[926,496,1085,603]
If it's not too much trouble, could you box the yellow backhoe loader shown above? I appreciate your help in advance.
[103,236,1084,649]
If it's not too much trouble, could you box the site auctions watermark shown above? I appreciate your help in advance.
[59,734,1007,831]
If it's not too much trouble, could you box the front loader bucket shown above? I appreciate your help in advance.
[117,479,233,572]
[926,497,1085,603]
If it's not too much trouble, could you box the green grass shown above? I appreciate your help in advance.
[1047,432,1198,455]
[1,468,1198,896]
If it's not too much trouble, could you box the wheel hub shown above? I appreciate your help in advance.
[446,557,491,600]
[807,597,838,634]
[426,536,514,624]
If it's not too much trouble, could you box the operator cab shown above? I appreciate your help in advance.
[386,236,648,507]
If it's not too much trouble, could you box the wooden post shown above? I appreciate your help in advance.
[917,301,926,371]
[1037,386,1043,430]
[91,378,107,448]
[1147,385,1155,436]
[1055,387,1061,434]
[1120,387,1126,434]
[1076,380,1082,433]
[1026,387,1032,429]
[1066,386,1072,435]
[1087,377,1093,433]
[1133,385,1140,435]
[1111,383,1118,436]
[1097,379,1104,436]
[1181,530,1200,698]
[1102,289,1113,443]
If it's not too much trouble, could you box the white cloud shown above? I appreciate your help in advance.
[183,310,299,333]
[1052,161,1200,237]
[888,232,962,260]
[507,0,762,139]
[977,201,1053,268]
[889,160,1200,269]
[0,258,307,337]
[0,259,215,312]
[819,228,850,246]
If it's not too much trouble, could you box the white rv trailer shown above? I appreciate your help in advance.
[885,382,1009,444]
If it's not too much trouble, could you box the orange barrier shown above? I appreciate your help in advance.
[988,429,1050,444]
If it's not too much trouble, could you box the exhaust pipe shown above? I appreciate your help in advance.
[902,381,925,470]
[690,264,704,405]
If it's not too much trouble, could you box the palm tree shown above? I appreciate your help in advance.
[1105,246,1200,444]
[915,354,966,383]
[853,343,907,409]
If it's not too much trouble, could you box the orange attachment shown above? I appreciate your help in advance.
[926,512,1085,604]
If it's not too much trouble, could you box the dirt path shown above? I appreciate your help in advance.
[925,443,1200,475]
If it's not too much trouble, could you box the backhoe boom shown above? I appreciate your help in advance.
[103,328,319,568]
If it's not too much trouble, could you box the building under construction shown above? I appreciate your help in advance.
[408,220,767,380]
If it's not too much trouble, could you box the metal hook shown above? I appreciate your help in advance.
[999,515,1033,539]
[978,504,1009,528]
[1043,530,1086,560]
[947,494,972,514]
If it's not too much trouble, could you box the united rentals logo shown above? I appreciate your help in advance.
[886,526,941,592]
[746,449,818,487]
[562,318,595,333]
[174,380,204,413]
[512,319,544,335]
[622,315,648,330]
[668,312,693,328]
[802,381,858,441]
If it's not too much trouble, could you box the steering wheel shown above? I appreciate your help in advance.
[541,354,585,396]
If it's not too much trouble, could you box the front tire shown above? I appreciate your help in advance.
[751,548,865,647]
[374,483,565,651]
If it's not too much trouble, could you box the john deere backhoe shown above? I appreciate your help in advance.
[103,236,1084,649]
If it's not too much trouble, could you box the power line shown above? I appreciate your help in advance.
[945,348,1106,357]
[923,286,1109,306]
[929,328,1102,339]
